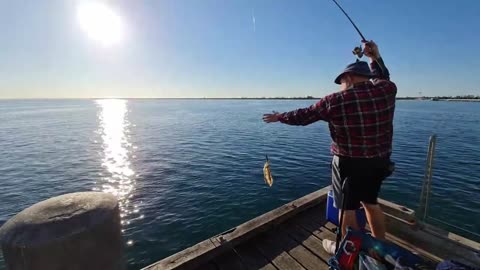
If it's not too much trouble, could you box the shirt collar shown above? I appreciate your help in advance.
[353,81,373,88]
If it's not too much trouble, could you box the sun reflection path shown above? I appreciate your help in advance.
[95,99,141,246]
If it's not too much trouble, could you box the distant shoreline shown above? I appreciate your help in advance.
[396,97,480,102]
[1,97,479,102]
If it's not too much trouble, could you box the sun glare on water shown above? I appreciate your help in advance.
[76,1,125,47]
[95,99,141,245]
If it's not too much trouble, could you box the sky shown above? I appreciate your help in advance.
[0,0,479,98]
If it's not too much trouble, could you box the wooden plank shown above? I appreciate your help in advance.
[213,250,247,270]
[298,204,327,225]
[322,222,337,232]
[295,207,439,265]
[294,205,327,228]
[267,231,327,270]
[318,215,439,264]
[322,217,440,263]
[296,193,416,226]
[254,234,305,270]
[301,216,440,266]
[280,222,331,266]
[285,197,438,265]
[385,216,480,267]
[212,187,331,247]
[304,207,472,265]
[285,203,324,221]
[144,186,330,270]
[293,211,336,243]
[378,199,416,225]
[195,262,217,270]
[235,243,277,270]
[144,185,480,270]
[423,223,480,251]
[290,207,336,238]
[143,238,222,270]
[304,224,336,243]
[385,232,442,263]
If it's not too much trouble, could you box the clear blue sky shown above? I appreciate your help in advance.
[1,0,479,98]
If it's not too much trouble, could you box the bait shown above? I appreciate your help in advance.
[263,155,273,187]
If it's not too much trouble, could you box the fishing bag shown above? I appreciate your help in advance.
[327,174,433,270]
[328,228,435,270]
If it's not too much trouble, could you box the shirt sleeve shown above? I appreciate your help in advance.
[370,57,390,80]
[278,98,330,126]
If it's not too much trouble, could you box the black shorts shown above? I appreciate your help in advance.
[332,155,392,210]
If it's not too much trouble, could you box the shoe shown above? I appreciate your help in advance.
[322,239,336,255]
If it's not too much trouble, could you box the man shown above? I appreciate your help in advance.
[263,41,396,254]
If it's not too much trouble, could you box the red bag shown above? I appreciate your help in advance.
[329,229,363,270]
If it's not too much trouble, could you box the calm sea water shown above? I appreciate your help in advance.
[0,99,479,269]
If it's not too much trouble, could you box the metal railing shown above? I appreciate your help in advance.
[417,135,480,241]
[418,135,436,221]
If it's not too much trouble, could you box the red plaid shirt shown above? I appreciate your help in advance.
[279,61,397,158]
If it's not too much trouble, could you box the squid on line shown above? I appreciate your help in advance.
[263,155,273,187]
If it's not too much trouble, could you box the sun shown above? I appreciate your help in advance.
[76,1,125,47]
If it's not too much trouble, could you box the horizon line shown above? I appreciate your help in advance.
[1,95,479,101]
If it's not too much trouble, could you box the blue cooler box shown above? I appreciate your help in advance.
[326,190,367,228]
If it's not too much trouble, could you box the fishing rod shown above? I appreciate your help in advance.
[330,0,367,58]
[331,0,390,75]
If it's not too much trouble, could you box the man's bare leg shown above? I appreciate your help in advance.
[339,210,359,237]
[322,209,360,255]
[362,202,386,239]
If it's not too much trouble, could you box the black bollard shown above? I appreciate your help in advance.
[0,192,124,270]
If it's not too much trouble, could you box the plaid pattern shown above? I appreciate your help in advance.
[279,61,397,158]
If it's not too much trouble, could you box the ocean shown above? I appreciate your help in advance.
[0,99,479,269]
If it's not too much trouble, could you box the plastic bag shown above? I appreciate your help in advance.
[359,252,387,270]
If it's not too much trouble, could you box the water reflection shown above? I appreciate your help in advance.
[95,99,139,245]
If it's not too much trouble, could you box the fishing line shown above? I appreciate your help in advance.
[262,111,274,187]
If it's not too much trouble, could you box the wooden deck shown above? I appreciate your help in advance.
[144,186,480,270]
[210,203,343,270]
[197,204,441,270]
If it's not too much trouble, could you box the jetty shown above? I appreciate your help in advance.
[143,186,480,270]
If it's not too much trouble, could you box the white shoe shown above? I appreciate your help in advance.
[322,239,337,255]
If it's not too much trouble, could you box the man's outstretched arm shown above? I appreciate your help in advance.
[263,98,330,126]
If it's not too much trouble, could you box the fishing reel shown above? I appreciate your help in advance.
[352,46,364,58]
